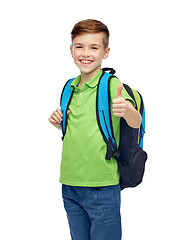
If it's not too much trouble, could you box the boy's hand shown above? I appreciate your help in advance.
[49,108,70,130]
[112,83,129,118]
[112,84,142,128]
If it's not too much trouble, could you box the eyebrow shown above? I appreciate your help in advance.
[74,43,101,47]
[73,43,83,46]
[91,43,101,47]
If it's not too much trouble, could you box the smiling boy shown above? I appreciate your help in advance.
[49,19,141,240]
[70,32,110,85]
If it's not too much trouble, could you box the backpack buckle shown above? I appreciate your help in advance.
[102,68,116,75]
[105,137,120,160]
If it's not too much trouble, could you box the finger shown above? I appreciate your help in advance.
[113,112,124,117]
[53,111,62,121]
[49,117,57,123]
[67,110,70,115]
[50,115,59,123]
[116,83,123,98]
[56,108,63,118]
[113,103,126,110]
[113,98,125,104]
[51,113,62,123]
[113,106,125,112]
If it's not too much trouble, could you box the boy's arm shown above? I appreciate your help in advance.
[112,84,142,129]
[123,100,142,128]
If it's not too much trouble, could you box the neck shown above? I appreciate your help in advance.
[80,67,101,84]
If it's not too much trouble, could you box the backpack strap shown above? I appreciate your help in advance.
[123,84,138,110]
[96,68,119,160]
[123,84,146,148]
[102,67,116,75]
[137,92,145,148]
[60,78,75,140]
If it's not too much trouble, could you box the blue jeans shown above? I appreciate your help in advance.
[62,184,122,240]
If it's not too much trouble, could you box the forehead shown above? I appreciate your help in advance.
[73,32,105,46]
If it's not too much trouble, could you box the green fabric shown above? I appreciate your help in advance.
[132,88,141,112]
[59,70,135,187]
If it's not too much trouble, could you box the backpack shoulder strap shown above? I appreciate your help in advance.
[137,92,145,148]
[96,68,119,160]
[60,78,75,140]
[123,84,138,110]
[123,84,146,148]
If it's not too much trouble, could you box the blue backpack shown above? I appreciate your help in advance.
[60,68,147,190]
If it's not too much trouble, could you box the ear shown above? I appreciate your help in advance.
[103,47,110,59]
[70,45,73,58]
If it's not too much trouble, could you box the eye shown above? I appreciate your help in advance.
[92,47,98,50]
[76,46,82,49]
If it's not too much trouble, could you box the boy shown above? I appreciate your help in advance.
[49,19,141,240]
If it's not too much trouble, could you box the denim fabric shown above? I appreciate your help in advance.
[62,184,121,240]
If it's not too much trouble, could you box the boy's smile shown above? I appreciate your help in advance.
[79,59,94,65]
[70,32,110,82]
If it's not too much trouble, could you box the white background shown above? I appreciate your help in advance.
[0,0,171,239]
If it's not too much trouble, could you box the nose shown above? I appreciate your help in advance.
[82,47,90,57]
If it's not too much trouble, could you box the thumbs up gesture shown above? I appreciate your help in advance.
[112,83,129,118]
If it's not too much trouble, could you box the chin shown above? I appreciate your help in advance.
[79,66,100,75]
[80,68,93,74]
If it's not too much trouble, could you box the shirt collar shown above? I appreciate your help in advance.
[70,70,103,90]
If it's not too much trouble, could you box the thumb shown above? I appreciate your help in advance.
[116,83,123,98]
[67,110,70,115]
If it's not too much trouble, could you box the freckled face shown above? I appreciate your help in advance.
[70,33,110,76]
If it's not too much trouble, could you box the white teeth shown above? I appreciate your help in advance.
[81,60,92,64]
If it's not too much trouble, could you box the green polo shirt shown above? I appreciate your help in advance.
[59,70,134,187]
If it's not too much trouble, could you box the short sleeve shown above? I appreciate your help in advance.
[110,77,135,107]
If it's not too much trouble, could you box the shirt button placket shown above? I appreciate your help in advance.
[77,90,83,114]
